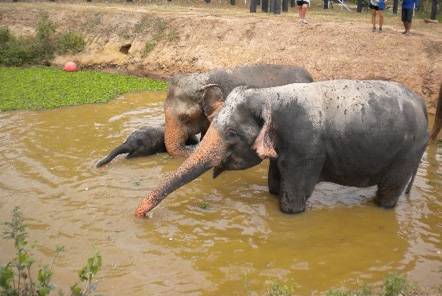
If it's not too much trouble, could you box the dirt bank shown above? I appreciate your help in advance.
[1,1,441,112]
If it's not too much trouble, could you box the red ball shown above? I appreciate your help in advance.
[63,62,77,72]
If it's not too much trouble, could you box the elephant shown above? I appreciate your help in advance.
[96,126,199,168]
[135,80,431,217]
[164,64,313,158]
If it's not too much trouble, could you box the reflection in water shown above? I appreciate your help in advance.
[0,92,441,295]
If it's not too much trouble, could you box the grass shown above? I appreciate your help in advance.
[0,67,167,111]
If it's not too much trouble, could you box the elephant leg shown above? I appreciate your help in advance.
[374,164,417,209]
[277,156,323,214]
[268,159,280,195]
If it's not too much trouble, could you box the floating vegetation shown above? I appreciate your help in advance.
[0,67,167,111]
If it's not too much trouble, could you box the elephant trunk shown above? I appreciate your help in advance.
[96,144,131,167]
[164,114,193,158]
[135,126,224,217]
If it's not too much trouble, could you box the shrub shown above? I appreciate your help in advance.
[145,40,156,55]
[57,30,85,55]
[383,271,408,296]
[0,12,86,67]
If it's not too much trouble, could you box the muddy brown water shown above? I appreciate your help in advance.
[0,91,441,295]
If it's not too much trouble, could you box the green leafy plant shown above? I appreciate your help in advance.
[70,251,102,296]
[144,40,157,55]
[0,12,86,67]
[57,30,85,55]
[326,285,375,296]
[0,207,59,295]
[1,207,104,296]
[264,280,296,296]
[0,67,167,111]
[383,271,408,296]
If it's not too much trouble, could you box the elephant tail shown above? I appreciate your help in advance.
[96,144,130,168]
[430,82,442,140]
[404,169,417,195]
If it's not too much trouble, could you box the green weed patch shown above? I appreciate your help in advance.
[0,67,167,111]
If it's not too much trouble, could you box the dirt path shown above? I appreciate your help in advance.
[1,1,441,112]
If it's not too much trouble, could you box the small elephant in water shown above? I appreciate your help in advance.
[96,126,166,168]
[164,64,313,158]
[96,126,199,167]
[135,80,436,217]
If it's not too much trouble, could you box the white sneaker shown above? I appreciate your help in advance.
[298,18,304,23]
[302,19,308,24]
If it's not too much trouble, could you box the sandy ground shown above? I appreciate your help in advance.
[1,1,441,112]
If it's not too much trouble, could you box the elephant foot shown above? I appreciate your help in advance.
[279,192,306,214]
[374,194,399,209]
[268,183,280,195]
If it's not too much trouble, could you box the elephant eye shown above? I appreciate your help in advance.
[226,129,238,139]
[179,114,190,123]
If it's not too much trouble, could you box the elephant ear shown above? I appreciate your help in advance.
[199,84,224,122]
[253,109,277,159]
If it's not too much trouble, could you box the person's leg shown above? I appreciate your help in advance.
[298,4,303,21]
[371,9,377,31]
[301,4,308,20]
[407,14,413,34]
[378,10,384,31]
[406,21,411,35]
[402,8,407,33]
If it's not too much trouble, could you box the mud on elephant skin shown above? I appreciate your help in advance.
[164,63,313,158]
[135,80,436,217]
[96,126,198,167]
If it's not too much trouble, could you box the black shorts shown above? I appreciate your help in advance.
[297,0,309,5]
[369,3,384,11]
[402,8,413,22]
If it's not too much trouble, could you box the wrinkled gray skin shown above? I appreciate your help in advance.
[135,80,429,217]
[96,126,198,167]
[164,64,313,158]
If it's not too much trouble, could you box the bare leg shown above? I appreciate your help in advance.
[379,10,383,30]
[371,9,377,30]
[300,4,308,19]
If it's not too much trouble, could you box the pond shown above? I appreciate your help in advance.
[0,91,441,295]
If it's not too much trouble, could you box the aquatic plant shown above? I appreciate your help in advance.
[0,67,167,111]
[383,271,408,296]
[0,207,104,296]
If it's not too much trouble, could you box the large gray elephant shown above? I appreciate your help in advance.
[164,64,313,158]
[135,80,431,217]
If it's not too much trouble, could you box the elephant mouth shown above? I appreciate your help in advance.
[212,165,225,179]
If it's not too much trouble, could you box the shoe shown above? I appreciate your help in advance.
[379,28,382,33]
[372,27,376,32]
[301,19,308,24]
[298,18,303,23]
[404,31,410,36]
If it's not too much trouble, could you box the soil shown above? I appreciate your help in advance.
[1,1,441,113]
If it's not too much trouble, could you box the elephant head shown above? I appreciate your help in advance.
[163,65,314,158]
[164,74,225,158]
[135,86,268,217]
